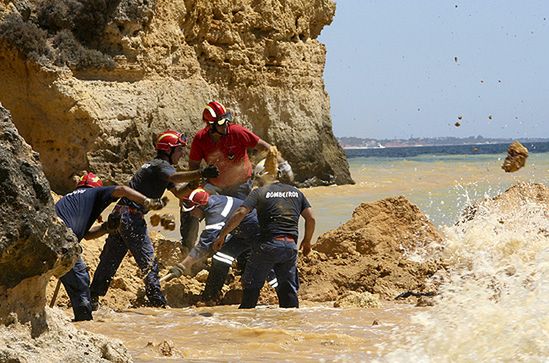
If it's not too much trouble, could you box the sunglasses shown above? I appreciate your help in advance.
[208,111,233,127]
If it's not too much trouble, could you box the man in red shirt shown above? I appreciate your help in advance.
[189,100,293,197]
[180,100,293,250]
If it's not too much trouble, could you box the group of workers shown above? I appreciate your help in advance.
[54,101,315,321]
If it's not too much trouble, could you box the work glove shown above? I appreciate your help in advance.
[169,263,189,278]
[143,196,168,210]
[160,213,176,230]
[278,160,294,181]
[200,164,219,179]
[105,212,121,233]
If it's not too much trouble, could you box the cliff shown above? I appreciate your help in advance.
[0,0,352,193]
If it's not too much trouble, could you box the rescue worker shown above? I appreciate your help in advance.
[89,130,219,309]
[169,188,278,303]
[212,160,315,309]
[55,172,166,321]
[180,100,293,250]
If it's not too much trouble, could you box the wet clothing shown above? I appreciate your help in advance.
[239,182,311,308]
[55,185,117,321]
[185,195,277,301]
[90,158,175,307]
[243,182,311,245]
[189,124,259,189]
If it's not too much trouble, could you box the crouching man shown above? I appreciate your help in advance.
[212,161,315,308]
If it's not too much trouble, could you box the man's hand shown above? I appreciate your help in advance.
[144,196,169,210]
[300,240,312,256]
[213,235,225,251]
[200,165,219,179]
[278,160,294,181]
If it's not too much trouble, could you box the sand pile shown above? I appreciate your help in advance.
[298,196,446,302]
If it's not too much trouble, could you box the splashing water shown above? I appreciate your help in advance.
[378,189,549,362]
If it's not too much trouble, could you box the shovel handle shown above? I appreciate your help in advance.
[50,279,62,308]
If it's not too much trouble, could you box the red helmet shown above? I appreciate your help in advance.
[202,101,232,124]
[155,130,187,152]
[77,172,103,188]
[181,188,210,211]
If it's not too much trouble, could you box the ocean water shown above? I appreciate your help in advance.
[85,142,549,362]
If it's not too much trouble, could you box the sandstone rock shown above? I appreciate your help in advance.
[333,291,382,308]
[502,141,528,172]
[0,105,79,325]
[0,105,131,361]
[0,0,352,193]
[299,197,445,301]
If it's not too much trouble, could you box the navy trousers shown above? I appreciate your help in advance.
[60,256,92,321]
[90,210,166,306]
[239,239,299,309]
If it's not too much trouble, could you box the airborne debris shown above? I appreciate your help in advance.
[488,115,493,120]
[502,141,528,173]
[454,121,461,127]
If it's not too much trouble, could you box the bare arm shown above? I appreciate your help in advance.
[212,206,251,250]
[112,185,148,205]
[300,207,315,256]
[168,170,202,184]
[84,223,108,240]
[188,159,201,171]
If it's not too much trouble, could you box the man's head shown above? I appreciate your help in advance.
[76,172,103,188]
[155,130,187,165]
[202,101,233,136]
[181,188,210,218]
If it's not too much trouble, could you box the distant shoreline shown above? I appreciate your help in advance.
[341,140,549,150]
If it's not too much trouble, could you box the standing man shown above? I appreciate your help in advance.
[90,130,218,309]
[212,161,315,309]
[180,100,293,250]
[55,172,166,321]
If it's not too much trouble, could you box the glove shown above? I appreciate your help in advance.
[200,164,219,179]
[143,197,168,210]
[160,213,176,230]
[105,212,121,233]
[278,160,294,181]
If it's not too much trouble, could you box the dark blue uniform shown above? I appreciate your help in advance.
[55,186,117,320]
[188,195,278,301]
[90,159,175,307]
[240,182,311,308]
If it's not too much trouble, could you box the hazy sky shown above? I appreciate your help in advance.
[319,1,549,139]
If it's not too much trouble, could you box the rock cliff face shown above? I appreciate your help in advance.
[0,0,352,193]
[0,105,131,362]
[0,105,79,325]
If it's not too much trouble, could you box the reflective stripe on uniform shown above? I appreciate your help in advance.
[220,197,234,217]
[213,251,235,266]
[268,278,278,289]
[205,222,225,230]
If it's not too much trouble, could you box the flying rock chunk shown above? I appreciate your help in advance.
[502,141,528,172]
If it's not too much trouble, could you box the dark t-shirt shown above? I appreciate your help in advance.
[120,158,176,211]
[55,186,117,241]
[243,182,311,241]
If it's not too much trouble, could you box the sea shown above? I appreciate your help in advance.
[81,141,549,362]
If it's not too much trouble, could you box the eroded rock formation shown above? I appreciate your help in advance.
[0,105,131,362]
[0,105,78,325]
[0,0,352,193]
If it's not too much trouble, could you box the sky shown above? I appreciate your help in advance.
[319,1,549,139]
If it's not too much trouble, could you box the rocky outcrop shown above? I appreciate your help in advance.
[0,0,352,193]
[298,196,445,301]
[0,105,79,325]
[0,105,131,362]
